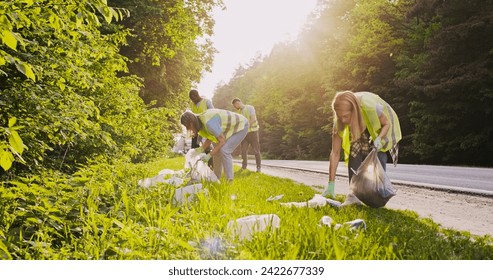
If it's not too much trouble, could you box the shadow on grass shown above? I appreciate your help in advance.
[230,170,493,260]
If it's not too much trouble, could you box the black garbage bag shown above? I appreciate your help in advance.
[349,149,396,208]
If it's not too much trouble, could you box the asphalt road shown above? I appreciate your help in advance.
[242,159,493,196]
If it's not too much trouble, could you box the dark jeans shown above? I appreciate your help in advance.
[241,130,261,169]
[348,151,387,182]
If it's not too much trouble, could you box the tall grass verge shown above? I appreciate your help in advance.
[0,155,491,259]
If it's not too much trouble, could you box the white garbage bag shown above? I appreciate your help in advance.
[185,149,218,182]
[349,149,396,208]
[138,171,184,188]
[172,134,186,153]
[227,214,281,241]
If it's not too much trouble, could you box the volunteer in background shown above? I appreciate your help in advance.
[232,98,262,173]
[322,91,402,198]
[189,89,214,148]
[180,109,248,182]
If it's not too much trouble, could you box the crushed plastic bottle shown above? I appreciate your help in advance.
[227,214,281,241]
[344,218,366,231]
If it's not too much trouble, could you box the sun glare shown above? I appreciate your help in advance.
[196,0,318,97]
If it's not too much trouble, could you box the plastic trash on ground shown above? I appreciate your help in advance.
[349,149,396,208]
[280,194,341,208]
[340,193,363,207]
[173,183,205,206]
[344,218,366,230]
[334,218,367,231]
[266,194,284,202]
[326,197,342,208]
[185,149,219,182]
[158,169,182,176]
[138,171,184,188]
[172,134,186,154]
[320,216,334,227]
[227,214,281,241]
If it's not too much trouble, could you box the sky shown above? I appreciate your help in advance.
[195,0,319,99]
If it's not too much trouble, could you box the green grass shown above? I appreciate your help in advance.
[0,155,492,260]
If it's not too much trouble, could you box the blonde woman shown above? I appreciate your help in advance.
[322,91,402,198]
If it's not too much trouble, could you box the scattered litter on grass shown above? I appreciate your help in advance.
[326,197,342,207]
[138,170,185,188]
[138,148,218,189]
[280,194,342,208]
[340,193,363,207]
[173,183,208,206]
[320,216,334,227]
[227,214,281,241]
[172,134,186,154]
[185,149,218,182]
[334,218,367,231]
[199,236,227,259]
[266,194,284,201]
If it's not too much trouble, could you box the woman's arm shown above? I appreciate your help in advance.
[329,133,342,182]
[378,113,390,139]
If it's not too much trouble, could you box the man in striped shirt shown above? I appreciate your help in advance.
[181,109,248,182]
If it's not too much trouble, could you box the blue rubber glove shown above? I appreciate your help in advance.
[321,181,335,198]
[200,153,211,163]
[373,136,382,150]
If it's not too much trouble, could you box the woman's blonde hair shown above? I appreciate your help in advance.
[332,91,365,142]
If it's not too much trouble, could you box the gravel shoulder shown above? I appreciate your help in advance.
[240,164,493,237]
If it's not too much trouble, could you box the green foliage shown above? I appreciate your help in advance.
[0,117,26,171]
[0,157,491,259]
[109,0,223,109]
[1,0,222,179]
[402,0,493,165]
[1,0,131,174]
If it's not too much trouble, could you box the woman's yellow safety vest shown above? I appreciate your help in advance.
[197,109,248,143]
[191,99,209,114]
[237,105,259,132]
[338,92,402,164]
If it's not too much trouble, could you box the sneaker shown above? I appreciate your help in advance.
[256,167,261,173]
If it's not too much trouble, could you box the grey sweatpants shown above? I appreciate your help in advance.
[213,125,249,181]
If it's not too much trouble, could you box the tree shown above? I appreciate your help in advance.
[108,0,222,111]
[404,0,493,165]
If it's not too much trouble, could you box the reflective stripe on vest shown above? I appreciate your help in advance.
[338,92,402,164]
[191,99,209,114]
[197,109,247,142]
[237,105,259,132]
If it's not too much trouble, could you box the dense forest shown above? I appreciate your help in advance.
[213,0,493,166]
[1,0,493,185]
